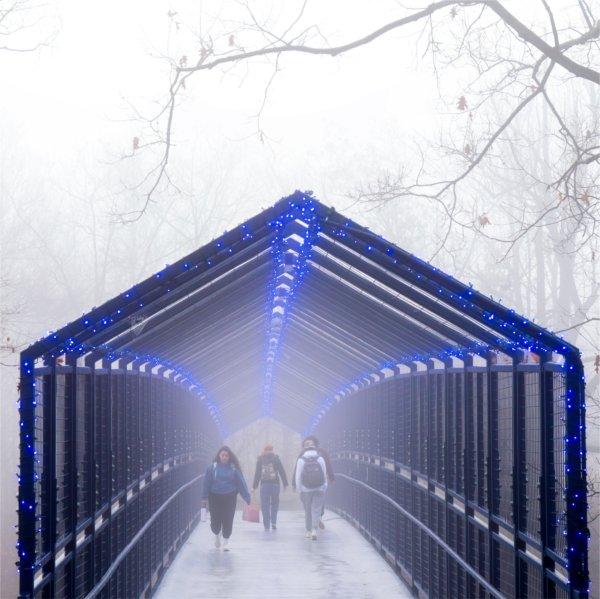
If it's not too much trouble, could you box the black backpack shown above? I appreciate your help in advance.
[260,457,278,483]
[301,455,325,488]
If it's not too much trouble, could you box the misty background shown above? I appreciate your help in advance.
[1,1,599,596]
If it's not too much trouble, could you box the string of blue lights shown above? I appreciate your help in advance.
[17,191,588,596]
[261,195,321,417]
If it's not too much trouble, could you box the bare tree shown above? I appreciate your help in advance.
[120,0,599,223]
[0,0,56,52]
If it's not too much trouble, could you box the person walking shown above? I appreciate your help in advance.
[252,444,288,531]
[292,435,334,529]
[295,445,327,540]
[202,446,251,551]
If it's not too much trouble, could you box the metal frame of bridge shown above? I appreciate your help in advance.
[18,191,588,598]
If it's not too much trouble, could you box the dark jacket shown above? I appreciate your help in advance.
[252,452,289,489]
[291,446,334,489]
[202,462,251,504]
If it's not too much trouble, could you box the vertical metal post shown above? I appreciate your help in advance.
[66,354,78,599]
[132,360,142,598]
[42,356,57,597]
[104,356,113,594]
[443,357,453,599]
[513,351,523,598]
[486,351,496,592]
[463,354,474,589]
[85,354,97,592]
[564,353,588,597]
[539,352,552,597]
[18,354,36,598]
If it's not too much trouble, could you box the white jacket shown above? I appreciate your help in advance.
[295,450,328,493]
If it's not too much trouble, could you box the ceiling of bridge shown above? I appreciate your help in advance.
[25,191,578,435]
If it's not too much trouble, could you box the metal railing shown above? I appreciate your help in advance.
[335,472,504,599]
[85,474,205,599]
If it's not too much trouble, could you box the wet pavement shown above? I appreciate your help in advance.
[154,509,412,599]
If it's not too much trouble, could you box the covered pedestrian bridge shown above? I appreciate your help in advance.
[18,192,588,598]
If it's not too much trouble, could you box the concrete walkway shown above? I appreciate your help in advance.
[154,510,412,599]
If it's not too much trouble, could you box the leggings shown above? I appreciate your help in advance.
[208,492,237,539]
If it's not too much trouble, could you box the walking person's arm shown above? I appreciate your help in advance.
[320,448,335,482]
[202,464,212,502]
[276,456,288,487]
[252,458,261,491]
[317,457,328,490]
[294,458,303,491]
[291,452,302,490]
[236,469,251,504]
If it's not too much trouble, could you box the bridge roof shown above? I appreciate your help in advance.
[24,191,578,434]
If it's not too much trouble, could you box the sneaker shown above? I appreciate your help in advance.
[318,519,325,530]
[214,533,221,549]
[264,526,270,532]
[271,524,277,530]
[222,538,229,551]
[305,531,312,539]
[311,530,318,541]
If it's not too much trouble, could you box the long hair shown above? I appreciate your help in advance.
[213,445,243,473]
[261,444,274,456]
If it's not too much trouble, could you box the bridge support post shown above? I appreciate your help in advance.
[18,354,36,598]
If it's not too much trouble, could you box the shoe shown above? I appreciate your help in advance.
[311,530,318,541]
[264,526,270,532]
[214,533,221,549]
[271,524,277,530]
[318,519,325,530]
[305,531,312,539]
[222,538,229,551]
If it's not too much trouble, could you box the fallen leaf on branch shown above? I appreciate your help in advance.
[457,95,468,111]
[478,214,491,227]
[464,144,472,156]
[179,55,187,67]
[132,136,140,151]
[228,34,235,47]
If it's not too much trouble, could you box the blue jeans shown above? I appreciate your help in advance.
[260,482,280,529]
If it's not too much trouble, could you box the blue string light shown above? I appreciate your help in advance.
[261,194,320,417]
[16,191,588,595]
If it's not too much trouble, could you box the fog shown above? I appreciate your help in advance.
[1,1,599,596]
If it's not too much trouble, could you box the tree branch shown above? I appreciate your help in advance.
[556,317,600,333]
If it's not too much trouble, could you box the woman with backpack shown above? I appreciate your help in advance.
[292,436,335,530]
[252,444,288,531]
[202,446,251,551]
[294,445,328,540]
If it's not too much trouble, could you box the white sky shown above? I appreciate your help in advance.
[2,0,441,172]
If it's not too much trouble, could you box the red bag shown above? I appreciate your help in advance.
[242,502,260,523]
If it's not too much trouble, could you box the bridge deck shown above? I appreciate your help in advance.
[154,509,412,599]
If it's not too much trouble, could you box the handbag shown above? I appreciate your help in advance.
[242,493,260,523]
